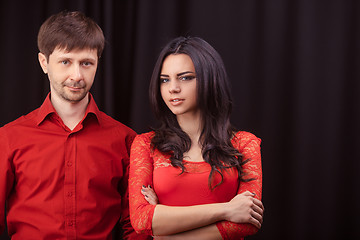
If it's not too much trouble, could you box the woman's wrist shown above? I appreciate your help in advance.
[210,202,229,222]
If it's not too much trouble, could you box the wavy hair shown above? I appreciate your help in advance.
[149,36,248,188]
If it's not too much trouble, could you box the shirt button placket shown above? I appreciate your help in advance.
[64,133,76,239]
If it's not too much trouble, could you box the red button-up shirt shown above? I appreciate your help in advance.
[0,94,143,240]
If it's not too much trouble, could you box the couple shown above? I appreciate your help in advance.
[0,11,263,240]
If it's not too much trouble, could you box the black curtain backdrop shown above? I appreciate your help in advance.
[1,0,359,239]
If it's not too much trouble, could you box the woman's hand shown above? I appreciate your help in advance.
[141,185,158,205]
[224,191,264,228]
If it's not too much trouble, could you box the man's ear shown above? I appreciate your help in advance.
[38,52,48,74]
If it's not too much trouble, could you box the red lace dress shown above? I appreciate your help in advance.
[129,131,262,239]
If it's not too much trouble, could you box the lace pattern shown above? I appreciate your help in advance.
[129,132,156,235]
[129,131,262,239]
[216,132,262,239]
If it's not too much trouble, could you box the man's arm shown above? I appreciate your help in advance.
[0,128,15,234]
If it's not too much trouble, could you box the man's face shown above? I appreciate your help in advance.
[38,47,98,103]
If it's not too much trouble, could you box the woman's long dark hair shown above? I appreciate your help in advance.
[149,36,247,188]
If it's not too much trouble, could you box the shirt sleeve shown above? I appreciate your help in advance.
[216,132,263,239]
[0,128,15,234]
[129,133,156,236]
[119,132,151,240]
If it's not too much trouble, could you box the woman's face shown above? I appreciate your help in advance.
[160,54,198,117]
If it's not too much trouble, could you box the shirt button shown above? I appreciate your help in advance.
[67,161,72,167]
[68,221,73,226]
[67,192,72,197]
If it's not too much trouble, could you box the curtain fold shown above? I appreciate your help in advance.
[0,1,359,239]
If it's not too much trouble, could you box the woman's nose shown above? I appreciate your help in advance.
[169,81,180,93]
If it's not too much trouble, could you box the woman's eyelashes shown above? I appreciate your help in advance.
[179,75,196,81]
[160,77,169,83]
[160,75,196,83]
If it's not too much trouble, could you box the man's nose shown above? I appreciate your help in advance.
[70,64,83,81]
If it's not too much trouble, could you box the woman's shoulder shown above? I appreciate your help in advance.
[132,131,155,147]
[232,131,261,149]
[233,130,260,140]
[137,131,155,138]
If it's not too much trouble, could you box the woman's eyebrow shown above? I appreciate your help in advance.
[177,71,195,76]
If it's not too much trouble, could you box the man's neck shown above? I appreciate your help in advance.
[51,93,89,131]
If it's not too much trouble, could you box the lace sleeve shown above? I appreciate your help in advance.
[129,133,156,236]
[120,134,151,240]
[216,131,263,239]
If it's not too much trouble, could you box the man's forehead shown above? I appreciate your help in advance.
[50,47,98,59]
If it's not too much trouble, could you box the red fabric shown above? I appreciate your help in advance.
[129,131,262,239]
[0,94,145,240]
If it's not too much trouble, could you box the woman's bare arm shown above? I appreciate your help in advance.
[141,186,264,236]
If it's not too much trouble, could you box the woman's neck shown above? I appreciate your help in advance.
[177,111,205,162]
[177,111,202,144]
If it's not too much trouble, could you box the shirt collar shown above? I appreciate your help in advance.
[36,93,102,126]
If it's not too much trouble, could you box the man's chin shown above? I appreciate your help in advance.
[63,92,88,103]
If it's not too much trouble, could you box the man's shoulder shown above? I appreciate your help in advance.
[1,108,40,130]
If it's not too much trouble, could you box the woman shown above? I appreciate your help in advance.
[129,36,264,239]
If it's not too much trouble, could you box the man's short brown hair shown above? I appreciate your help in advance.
[37,11,105,60]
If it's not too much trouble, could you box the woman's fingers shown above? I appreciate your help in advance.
[252,199,264,215]
[250,208,263,225]
[145,194,157,205]
[252,197,264,211]
[225,192,265,228]
[141,185,159,205]
[240,191,255,197]
[249,212,262,229]
[241,191,265,218]
[250,197,264,228]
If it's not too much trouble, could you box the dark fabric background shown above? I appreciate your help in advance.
[1,0,359,239]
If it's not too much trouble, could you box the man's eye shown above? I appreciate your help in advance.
[61,60,69,65]
[82,62,93,66]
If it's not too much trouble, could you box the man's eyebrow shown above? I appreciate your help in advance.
[81,58,97,62]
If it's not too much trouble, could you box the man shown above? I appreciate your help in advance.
[0,11,145,240]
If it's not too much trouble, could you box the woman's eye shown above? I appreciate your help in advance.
[180,76,195,81]
[160,78,169,83]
